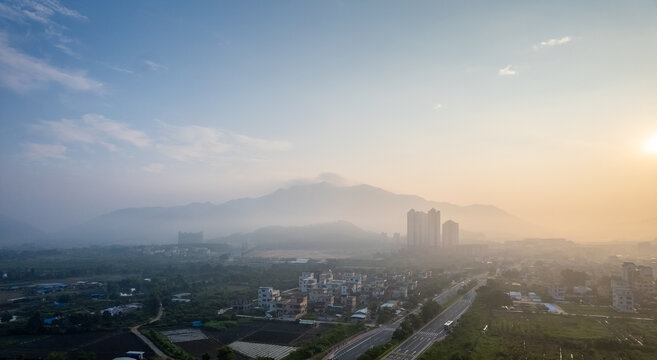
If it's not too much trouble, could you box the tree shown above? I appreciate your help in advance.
[217,345,236,360]
[27,311,43,333]
[376,307,394,324]
[45,353,67,360]
[420,301,441,322]
[201,353,211,360]
[561,269,589,288]
[1,312,12,323]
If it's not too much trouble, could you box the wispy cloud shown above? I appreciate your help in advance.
[32,114,151,150]
[433,103,443,111]
[142,163,165,173]
[82,114,151,148]
[24,142,67,160]
[27,114,293,164]
[144,59,168,72]
[533,36,572,51]
[0,0,86,56]
[156,124,231,162]
[103,63,134,74]
[0,33,103,92]
[498,65,517,76]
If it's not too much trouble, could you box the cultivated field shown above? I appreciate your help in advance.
[421,300,657,360]
[0,331,153,360]
[159,320,330,358]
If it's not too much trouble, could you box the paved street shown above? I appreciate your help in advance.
[383,280,485,360]
[329,279,473,360]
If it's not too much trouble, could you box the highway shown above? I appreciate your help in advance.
[329,279,473,360]
[383,279,486,360]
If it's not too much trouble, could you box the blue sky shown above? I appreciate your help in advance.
[0,0,656,237]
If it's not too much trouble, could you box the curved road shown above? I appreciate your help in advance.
[131,304,167,359]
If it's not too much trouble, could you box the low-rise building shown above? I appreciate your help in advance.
[612,280,635,313]
[275,292,308,319]
[299,272,318,293]
[258,287,281,312]
[232,298,253,313]
[548,284,566,300]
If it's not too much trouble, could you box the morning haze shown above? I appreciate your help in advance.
[0,1,656,360]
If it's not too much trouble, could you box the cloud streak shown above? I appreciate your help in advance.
[24,142,67,160]
[498,65,517,76]
[0,0,87,56]
[32,114,151,151]
[0,33,103,92]
[27,114,293,165]
[144,59,168,72]
[533,36,572,51]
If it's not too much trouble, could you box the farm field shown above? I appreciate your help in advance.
[156,320,331,358]
[420,299,657,360]
[558,303,657,319]
[0,331,153,360]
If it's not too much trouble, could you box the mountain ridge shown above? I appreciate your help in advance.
[49,182,537,245]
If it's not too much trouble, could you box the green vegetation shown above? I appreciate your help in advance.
[217,345,236,360]
[143,329,194,360]
[392,299,442,342]
[419,281,657,360]
[203,319,238,330]
[283,323,365,360]
[376,307,395,324]
[356,340,399,360]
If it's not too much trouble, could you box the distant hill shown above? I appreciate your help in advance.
[0,214,45,247]
[219,220,383,250]
[55,182,539,245]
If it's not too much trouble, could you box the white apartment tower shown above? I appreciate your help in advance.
[442,220,459,247]
[407,208,441,247]
[257,287,280,312]
[298,272,318,293]
[612,280,635,313]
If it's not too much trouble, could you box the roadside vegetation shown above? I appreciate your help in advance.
[420,280,657,360]
[283,323,365,360]
[142,328,195,360]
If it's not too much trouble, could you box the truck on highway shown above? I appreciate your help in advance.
[444,320,454,331]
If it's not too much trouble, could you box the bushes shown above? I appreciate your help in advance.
[393,300,442,342]
[283,324,364,360]
[204,320,238,331]
[143,329,194,360]
[357,340,399,360]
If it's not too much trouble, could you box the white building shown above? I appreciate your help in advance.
[258,287,281,312]
[612,280,635,313]
[548,284,566,300]
[442,220,459,247]
[298,272,317,293]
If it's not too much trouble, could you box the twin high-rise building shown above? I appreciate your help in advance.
[407,208,458,248]
[442,220,459,247]
[407,208,441,247]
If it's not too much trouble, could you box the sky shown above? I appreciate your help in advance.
[0,0,656,239]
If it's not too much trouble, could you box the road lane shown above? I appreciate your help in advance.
[383,279,485,360]
[329,279,473,360]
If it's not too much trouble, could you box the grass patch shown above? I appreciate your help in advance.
[141,328,194,360]
[203,320,238,331]
[420,298,657,360]
[282,323,364,360]
[0,334,49,348]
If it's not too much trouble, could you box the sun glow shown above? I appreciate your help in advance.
[644,135,657,154]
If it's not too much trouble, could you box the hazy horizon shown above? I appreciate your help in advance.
[1,1,656,241]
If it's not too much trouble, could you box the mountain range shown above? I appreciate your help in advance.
[0,182,544,247]
[41,182,537,246]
